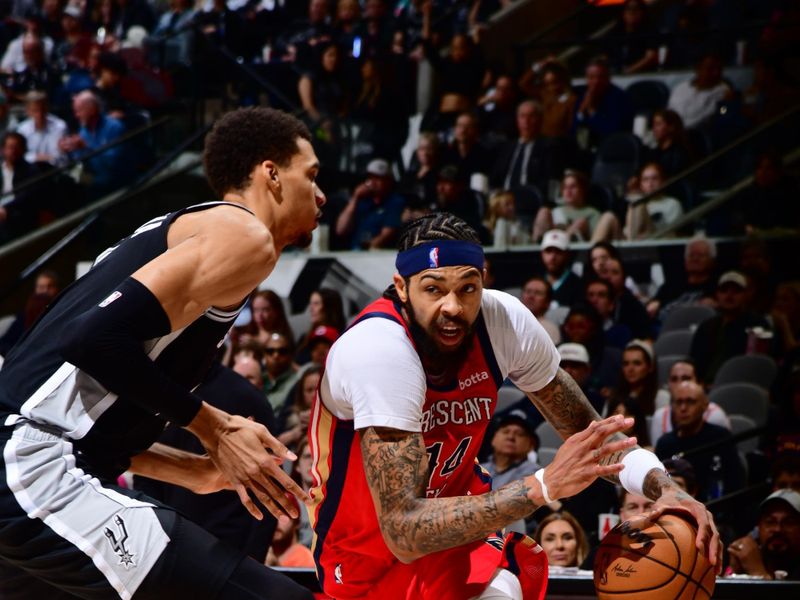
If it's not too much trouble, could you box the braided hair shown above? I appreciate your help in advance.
[396,213,480,251]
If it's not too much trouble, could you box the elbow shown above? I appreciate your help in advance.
[379,516,423,564]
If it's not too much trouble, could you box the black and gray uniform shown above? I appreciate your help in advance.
[0,202,311,600]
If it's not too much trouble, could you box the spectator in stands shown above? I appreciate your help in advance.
[742,57,800,125]
[402,131,440,206]
[307,324,338,367]
[729,150,800,236]
[484,189,528,246]
[332,0,360,53]
[540,228,583,308]
[609,339,668,416]
[1,15,55,74]
[605,0,658,74]
[353,0,394,61]
[265,495,315,568]
[689,271,772,382]
[772,281,800,353]
[533,169,618,243]
[236,289,293,348]
[111,0,156,42]
[520,276,560,344]
[148,0,197,68]
[490,100,559,199]
[655,381,745,501]
[0,269,60,357]
[298,42,351,136]
[534,512,589,568]
[624,162,684,239]
[0,131,41,239]
[603,257,653,340]
[441,111,491,182]
[727,489,800,580]
[645,109,693,177]
[231,354,264,390]
[335,158,405,250]
[296,287,345,364]
[663,457,699,497]
[478,74,518,143]
[667,51,733,129]
[92,51,131,118]
[586,278,632,349]
[772,454,800,492]
[276,0,333,68]
[7,35,63,100]
[518,59,576,138]
[263,331,302,412]
[54,4,93,72]
[607,397,652,449]
[291,438,314,547]
[561,303,622,392]
[0,91,17,133]
[558,342,604,414]
[650,359,730,446]
[277,365,321,450]
[420,1,488,130]
[583,241,621,282]
[620,488,654,521]
[646,234,717,321]
[433,164,485,238]
[480,409,540,489]
[58,89,130,194]
[15,90,67,166]
[573,56,633,147]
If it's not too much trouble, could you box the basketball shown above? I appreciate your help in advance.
[593,512,716,600]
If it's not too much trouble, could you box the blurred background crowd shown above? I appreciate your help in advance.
[0,0,799,585]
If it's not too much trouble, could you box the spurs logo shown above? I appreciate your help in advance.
[104,515,136,569]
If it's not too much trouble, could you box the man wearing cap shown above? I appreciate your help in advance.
[310,212,719,600]
[482,409,540,489]
[728,489,800,580]
[336,158,406,250]
[307,324,338,366]
[541,228,583,307]
[559,342,605,414]
[689,270,772,381]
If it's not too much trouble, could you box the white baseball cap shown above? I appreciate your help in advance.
[366,158,391,178]
[558,343,590,365]
[717,271,747,289]
[760,488,800,515]
[542,229,569,251]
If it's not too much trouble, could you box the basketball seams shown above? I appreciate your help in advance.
[665,517,696,600]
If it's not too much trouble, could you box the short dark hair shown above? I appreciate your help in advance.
[586,277,613,298]
[203,107,312,198]
[523,276,553,302]
[3,131,27,152]
[397,212,480,251]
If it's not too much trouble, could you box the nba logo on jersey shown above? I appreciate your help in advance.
[429,247,440,268]
[334,563,343,584]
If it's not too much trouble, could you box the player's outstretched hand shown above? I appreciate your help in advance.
[643,485,722,569]
[189,404,310,520]
[529,415,637,503]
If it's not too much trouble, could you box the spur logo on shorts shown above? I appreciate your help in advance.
[428,247,440,268]
[99,291,122,307]
[104,514,136,569]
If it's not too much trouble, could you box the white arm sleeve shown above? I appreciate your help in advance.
[481,289,560,393]
[323,317,426,432]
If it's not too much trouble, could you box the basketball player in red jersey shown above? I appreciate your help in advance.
[308,213,720,599]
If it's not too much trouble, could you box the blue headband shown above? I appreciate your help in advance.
[395,240,484,277]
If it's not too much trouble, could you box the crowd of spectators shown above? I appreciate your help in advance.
[0,0,799,584]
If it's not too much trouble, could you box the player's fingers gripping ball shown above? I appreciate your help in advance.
[594,511,716,600]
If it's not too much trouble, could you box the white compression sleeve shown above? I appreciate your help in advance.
[619,448,666,496]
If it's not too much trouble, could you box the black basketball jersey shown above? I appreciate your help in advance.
[0,201,252,478]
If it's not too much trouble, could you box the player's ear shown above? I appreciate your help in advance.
[261,160,281,193]
[393,273,408,302]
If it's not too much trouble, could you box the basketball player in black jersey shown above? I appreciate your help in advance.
[0,108,323,599]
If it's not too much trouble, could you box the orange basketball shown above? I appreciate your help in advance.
[593,512,716,600]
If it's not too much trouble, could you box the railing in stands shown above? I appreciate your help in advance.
[0,122,210,303]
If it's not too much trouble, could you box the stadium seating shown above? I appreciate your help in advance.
[535,421,563,449]
[654,329,694,357]
[660,304,715,333]
[708,382,770,427]
[713,354,778,390]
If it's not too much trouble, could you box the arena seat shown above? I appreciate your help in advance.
[535,421,563,449]
[537,447,557,467]
[626,80,670,117]
[591,132,642,193]
[497,385,525,412]
[713,354,778,390]
[660,304,715,333]
[656,354,687,387]
[653,329,694,357]
[728,414,759,454]
[708,382,769,427]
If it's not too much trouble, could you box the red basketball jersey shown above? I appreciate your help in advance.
[308,297,506,598]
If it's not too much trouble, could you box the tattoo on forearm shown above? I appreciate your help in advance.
[360,427,539,558]
[642,467,683,501]
[528,369,640,486]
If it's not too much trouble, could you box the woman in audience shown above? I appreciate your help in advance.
[609,339,668,416]
[624,162,684,239]
[298,42,352,135]
[518,59,576,138]
[484,189,527,245]
[533,170,619,243]
[278,365,322,450]
[646,109,693,177]
[296,287,346,364]
[608,397,652,449]
[534,511,589,568]
[402,131,441,206]
[235,289,293,348]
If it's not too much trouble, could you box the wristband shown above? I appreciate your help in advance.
[534,468,554,504]
[619,448,666,497]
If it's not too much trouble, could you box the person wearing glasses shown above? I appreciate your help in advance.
[264,331,302,412]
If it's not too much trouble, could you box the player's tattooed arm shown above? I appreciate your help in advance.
[359,426,539,563]
[527,368,637,486]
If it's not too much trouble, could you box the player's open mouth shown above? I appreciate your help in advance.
[436,325,463,345]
